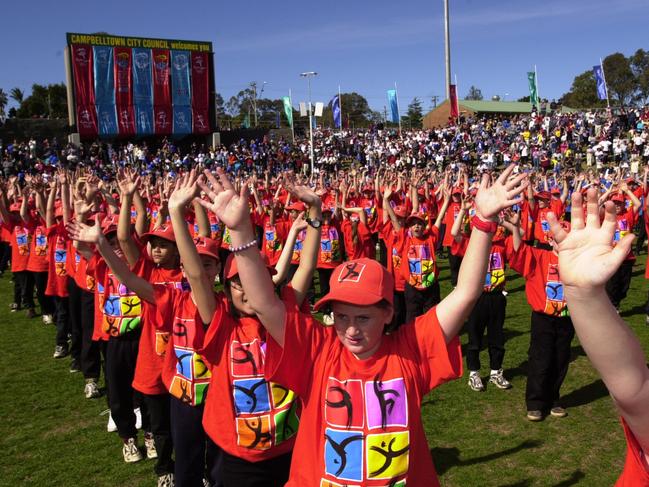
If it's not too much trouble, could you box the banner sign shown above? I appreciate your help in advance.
[67,33,212,53]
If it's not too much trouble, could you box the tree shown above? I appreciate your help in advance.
[405,97,423,128]
[603,52,636,106]
[465,85,483,100]
[340,92,371,127]
[559,70,606,109]
[0,88,7,121]
[630,49,649,105]
[517,96,531,102]
[10,88,24,106]
[16,83,68,118]
[215,93,226,121]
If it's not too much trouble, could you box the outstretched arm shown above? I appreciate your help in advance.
[547,189,649,454]
[116,169,142,267]
[272,213,307,285]
[436,166,528,343]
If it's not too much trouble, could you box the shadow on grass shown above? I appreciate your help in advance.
[621,303,646,318]
[431,439,542,476]
[569,345,586,363]
[561,379,608,408]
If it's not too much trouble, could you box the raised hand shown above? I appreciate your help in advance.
[66,219,102,245]
[283,175,321,207]
[547,189,634,291]
[473,165,528,221]
[168,170,201,212]
[117,168,140,197]
[197,168,251,231]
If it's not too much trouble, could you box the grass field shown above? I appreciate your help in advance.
[1,254,648,486]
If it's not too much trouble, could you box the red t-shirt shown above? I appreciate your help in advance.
[317,222,343,269]
[200,287,300,462]
[27,221,49,273]
[45,223,69,297]
[400,227,439,290]
[255,214,290,266]
[532,200,564,244]
[442,202,461,247]
[134,257,185,395]
[341,220,373,261]
[508,242,568,316]
[616,418,649,486]
[264,304,462,486]
[3,218,32,272]
[483,240,509,293]
[290,227,307,265]
[379,220,406,292]
[68,243,96,293]
[614,209,636,262]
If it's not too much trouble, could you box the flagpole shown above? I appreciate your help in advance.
[338,85,342,130]
[395,82,402,137]
[289,89,295,143]
[534,65,540,111]
[600,57,611,109]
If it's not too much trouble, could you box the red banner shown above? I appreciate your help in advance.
[192,106,210,134]
[71,45,95,107]
[76,105,98,137]
[114,47,133,107]
[117,106,136,137]
[154,105,172,135]
[449,84,459,119]
[191,52,209,109]
[152,49,171,107]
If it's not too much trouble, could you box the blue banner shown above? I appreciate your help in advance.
[135,105,153,135]
[173,105,192,135]
[132,48,153,106]
[170,50,191,107]
[93,46,115,106]
[593,64,608,101]
[331,95,341,128]
[96,104,118,136]
[387,89,399,123]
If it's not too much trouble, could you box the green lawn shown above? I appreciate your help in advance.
[1,256,648,486]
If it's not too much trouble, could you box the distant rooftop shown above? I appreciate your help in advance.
[458,100,533,113]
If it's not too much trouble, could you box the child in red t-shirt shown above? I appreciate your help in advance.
[545,189,649,485]
[204,166,527,487]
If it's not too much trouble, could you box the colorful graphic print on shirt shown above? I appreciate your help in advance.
[543,263,568,317]
[484,250,505,292]
[406,243,435,289]
[230,338,299,450]
[320,227,341,264]
[98,274,142,337]
[322,375,410,484]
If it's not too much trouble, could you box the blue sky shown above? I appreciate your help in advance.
[2,0,648,114]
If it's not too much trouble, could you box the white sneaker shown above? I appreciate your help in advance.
[53,345,68,359]
[134,407,142,430]
[107,412,117,433]
[468,372,485,392]
[145,434,158,459]
[42,314,54,325]
[489,369,512,390]
[158,473,175,487]
[122,437,143,463]
[84,379,100,399]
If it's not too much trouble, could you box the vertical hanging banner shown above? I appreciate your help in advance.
[449,84,459,119]
[67,33,213,138]
[527,72,539,108]
[191,51,210,133]
[387,89,399,123]
[282,96,293,127]
[331,95,342,128]
[114,47,135,136]
[93,46,115,106]
[593,64,608,101]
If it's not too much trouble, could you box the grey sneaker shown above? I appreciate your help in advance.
[144,434,158,459]
[53,345,68,359]
[157,473,174,487]
[122,438,143,463]
[42,314,54,325]
[489,369,512,389]
[468,373,485,392]
[527,410,544,422]
[550,406,568,418]
[84,379,100,399]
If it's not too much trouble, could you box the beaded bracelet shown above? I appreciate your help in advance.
[229,239,258,253]
[470,215,498,234]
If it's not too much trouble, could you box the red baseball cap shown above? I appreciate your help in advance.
[452,187,463,195]
[223,251,275,280]
[406,212,426,226]
[611,193,626,203]
[393,205,407,219]
[101,214,119,236]
[193,236,221,261]
[141,223,176,243]
[625,177,638,185]
[314,258,394,311]
[535,191,551,200]
[285,201,306,212]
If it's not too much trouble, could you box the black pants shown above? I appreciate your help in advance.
[14,270,33,309]
[317,268,333,298]
[221,450,292,487]
[605,260,633,308]
[0,242,10,272]
[525,311,575,411]
[143,393,174,476]
[32,271,54,315]
[68,279,100,379]
[404,281,440,324]
[448,253,463,288]
[170,397,223,487]
[53,296,69,348]
[106,330,141,439]
[635,218,647,254]
[465,291,506,372]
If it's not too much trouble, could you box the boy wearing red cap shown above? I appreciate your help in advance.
[545,189,649,485]
[204,165,527,486]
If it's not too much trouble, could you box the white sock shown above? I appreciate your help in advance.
[490,369,500,376]
[469,370,480,377]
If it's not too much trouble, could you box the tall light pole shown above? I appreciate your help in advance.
[300,71,317,174]
[250,81,266,127]
[443,0,451,100]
